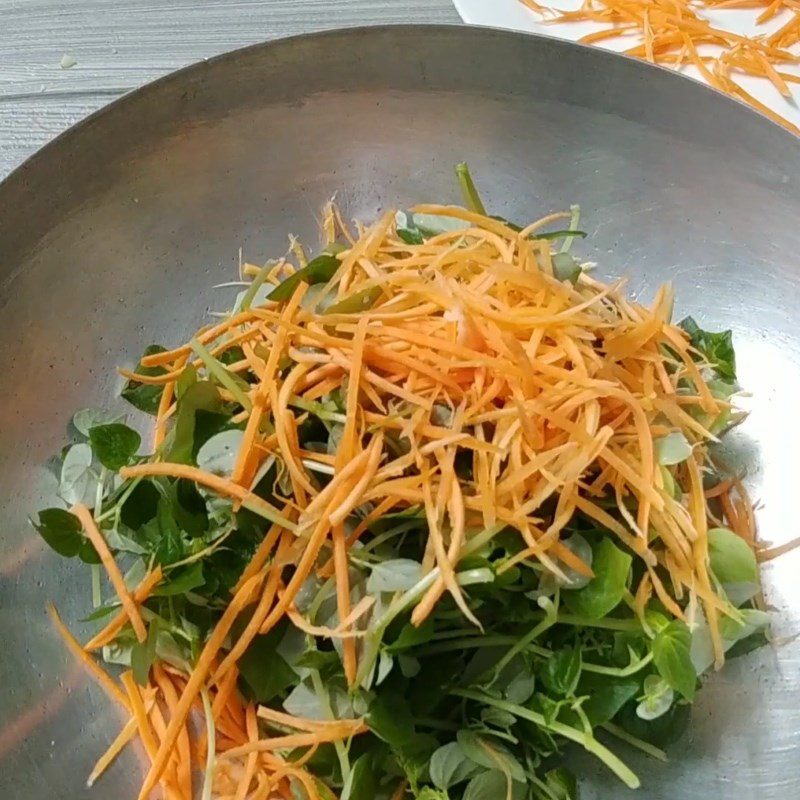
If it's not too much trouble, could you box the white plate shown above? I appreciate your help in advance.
[453,0,800,132]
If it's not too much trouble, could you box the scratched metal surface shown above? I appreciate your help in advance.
[1,19,800,800]
[0,0,458,177]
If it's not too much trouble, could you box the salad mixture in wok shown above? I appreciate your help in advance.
[35,167,774,800]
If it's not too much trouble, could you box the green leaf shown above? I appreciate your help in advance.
[386,618,435,653]
[121,345,168,415]
[395,210,470,244]
[463,770,526,800]
[32,508,84,558]
[680,316,737,380]
[563,538,632,620]
[397,227,424,245]
[294,649,340,675]
[176,364,198,400]
[131,619,158,686]
[545,767,579,800]
[540,647,582,697]
[89,423,142,471]
[416,789,449,800]
[59,443,95,506]
[72,408,126,437]
[719,609,771,643]
[120,479,161,529]
[146,497,186,566]
[708,527,758,585]
[580,674,640,726]
[366,693,417,753]
[616,699,690,748]
[636,674,674,721]
[456,730,526,783]
[430,742,481,790]
[366,558,422,593]
[341,753,379,800]
[238,626,297,703]
[534,229,588,242]
[652,620,696,701]
[324,286,382,315]
[196,429,245,477]
[166,380,223,464]
[655,432,692,466]
[551,252,581,284]
[153,562,205,597]
[81,603,121,622]
[33,507,100,564]
[269,253,341,302]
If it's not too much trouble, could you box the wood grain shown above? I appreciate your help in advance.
[0,0,458,177]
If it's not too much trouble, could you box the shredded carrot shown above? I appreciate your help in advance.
[136,573,265,800]
[71,504,148,643]
[518,0,800,133]
[84,567,163,651]
[47,604,130,710]
[52,200,765,799]
[119,463,295,530]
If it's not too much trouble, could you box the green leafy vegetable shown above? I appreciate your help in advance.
[73,408,127,437]
[238,626,297,703]
[680,316,737,380]
[652,620,696,701]
[708,527,758,585]
[89,423,142,471]
[59,443,95,506]
[430,742,481,790]
[131,619,159,685]
[121,345,168,414]
[540,647,582,697]
[269,253,341,302]
[552,252,581,284]
[167,380,224,464]
[32,508,98,563]
[456,730,526,783]
[655,431,692,466]
[563,538,632,620]
[32,172,759,800]
[341,753,379,800]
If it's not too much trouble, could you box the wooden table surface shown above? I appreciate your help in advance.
[0,0,459,178]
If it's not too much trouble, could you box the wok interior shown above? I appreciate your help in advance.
[0,26,798,799]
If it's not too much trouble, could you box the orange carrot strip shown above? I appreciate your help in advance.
[71,503,147,643]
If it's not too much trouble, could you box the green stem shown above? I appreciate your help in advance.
[239,260,278,310]
[190,337,252,411]
[240,494,297,531]
[560,204,582,254]
[96,475,143,524]
[356,525,505,687]
[91,565,102,608]
[555,612,642,632]
[456,163,487,215]
[601,721,668,763]
[452,690,640,789]
[494,596,558,675]
[310,669,351,783]
[289,396,348,424]
[583,651,653,677]
[415,635,550,659]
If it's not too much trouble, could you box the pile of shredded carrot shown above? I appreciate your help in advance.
[51,202,765,799]
[520,0,800,133]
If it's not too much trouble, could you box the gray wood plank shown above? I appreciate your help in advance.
[0,0,460,176]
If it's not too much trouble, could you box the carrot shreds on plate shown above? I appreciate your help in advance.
[35,166,781,799]
[518,0,800,134]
